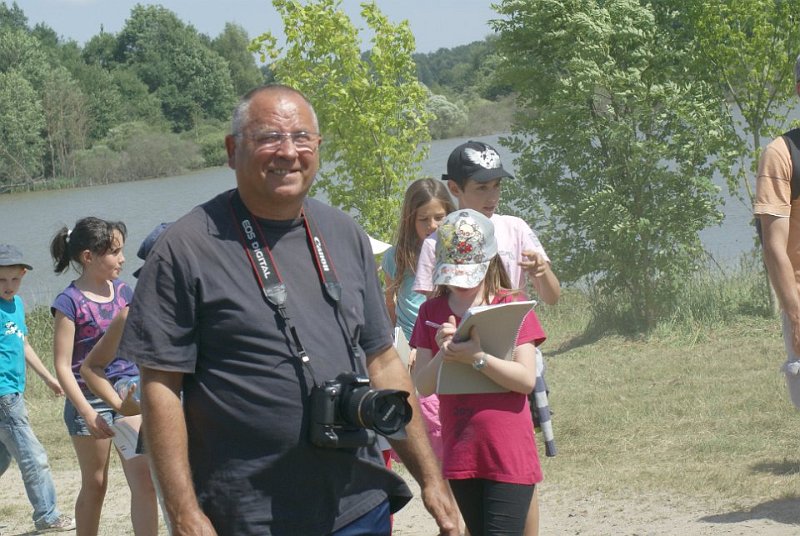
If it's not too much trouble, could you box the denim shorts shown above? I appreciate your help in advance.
[63,392,119,436]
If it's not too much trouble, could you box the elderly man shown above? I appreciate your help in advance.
[755,54,800,409]
[120,85,458,535]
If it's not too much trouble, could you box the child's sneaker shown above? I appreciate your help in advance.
[35,514,75,533]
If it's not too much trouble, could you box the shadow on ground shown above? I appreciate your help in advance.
[699,497,800,526]
[751,459,800,476]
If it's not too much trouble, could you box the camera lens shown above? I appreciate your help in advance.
[346,388,411,438]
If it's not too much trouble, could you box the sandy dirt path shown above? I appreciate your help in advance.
[2,463,800,535]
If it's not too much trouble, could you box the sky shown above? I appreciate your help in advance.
[20,0,500,54]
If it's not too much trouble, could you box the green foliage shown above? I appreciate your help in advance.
[40,68,89,178]
[0,26,48,89]
[0,1,25,31]
[72,121,203,185]
[426,93,468,139]
[493,0,729,328]
[252,0,433,239]
[654,2,800,206]
[115,4,236,131]
[70,64,125,141]
[82,32,117,68]
[69,144,123,186]
[414,37,510,101]
[109,66,166,127]
[211,23,265,96]
[0,1,513,190]
[183,119,229,167]
[0,70,44,185]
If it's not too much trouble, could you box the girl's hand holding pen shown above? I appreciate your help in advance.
[433,315,457,350]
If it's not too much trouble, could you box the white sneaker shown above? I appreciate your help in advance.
[35,514,75,533]
[783,360,800,409]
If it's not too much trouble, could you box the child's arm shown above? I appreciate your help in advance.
[23,340,63,396]
[412,238,436,297]
[54,311,114,439]
[520,250,561,305]
[444,326,537,394]
[382,270,398,327]
[412,347,443,397]
[80,308,139,416]
[412,316,457,396]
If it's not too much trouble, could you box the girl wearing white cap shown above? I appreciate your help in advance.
[411,209,545,536]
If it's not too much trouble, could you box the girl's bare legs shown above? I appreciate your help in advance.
[72,436,112,536]
[119,450,158,536]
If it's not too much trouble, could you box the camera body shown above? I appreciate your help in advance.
[309,372,411,449]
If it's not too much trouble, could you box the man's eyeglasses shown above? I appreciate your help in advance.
[237,131,321,152]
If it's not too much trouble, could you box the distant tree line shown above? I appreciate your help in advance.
[412,35,515,139]
[0,1,510,192]
[7,0,797,330]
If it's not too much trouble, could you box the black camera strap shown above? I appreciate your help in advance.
[228,190,364,385]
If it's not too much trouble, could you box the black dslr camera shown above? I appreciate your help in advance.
[310,372,412,449]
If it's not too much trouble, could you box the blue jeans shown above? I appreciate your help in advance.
[331,500,391,536]
[0,392,62,527]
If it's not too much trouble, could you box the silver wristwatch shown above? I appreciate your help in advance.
[472,352,488,370]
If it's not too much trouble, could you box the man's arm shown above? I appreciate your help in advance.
[140,366,217,536]
[761,214,800,354]
[367,346,459,535]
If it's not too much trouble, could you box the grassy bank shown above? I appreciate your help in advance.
[12,260,799,523]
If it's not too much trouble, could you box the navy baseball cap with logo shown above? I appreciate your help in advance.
[0,245,33,270]
[133,222,171,278]
[441,140,515,184]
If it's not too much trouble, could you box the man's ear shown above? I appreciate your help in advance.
[446,180,462,197]
[225,135,237,170]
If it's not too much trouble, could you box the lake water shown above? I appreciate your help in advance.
[2,133,754,308]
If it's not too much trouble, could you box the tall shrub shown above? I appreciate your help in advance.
[251,0,433,239]
[493,0,731,328]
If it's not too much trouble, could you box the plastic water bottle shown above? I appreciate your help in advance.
[114,375,141,403]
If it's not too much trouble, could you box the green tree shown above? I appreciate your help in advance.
[426,93,467,139]
[211,23,264,96]
[40,68,89,178]
[115,5,235,131]
[110,66,166,127]
[0,1,26,31]
[0,27,48,89]
[492,0,731,328]
[655,2,800,205]
[82,32,118,69]
[252,0,433,238]
[0,70,44,185]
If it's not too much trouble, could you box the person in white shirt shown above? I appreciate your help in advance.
[413,140,560,305]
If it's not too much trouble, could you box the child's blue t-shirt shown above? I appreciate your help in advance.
[0,295,28,396]
[381,246,426,340]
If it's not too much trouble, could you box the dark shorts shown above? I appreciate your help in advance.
[449,478,535,536]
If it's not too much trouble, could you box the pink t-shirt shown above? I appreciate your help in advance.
[410,292,545,485]
[413,213,549,293]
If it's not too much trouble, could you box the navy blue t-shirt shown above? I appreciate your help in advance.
[121,191,410,534]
